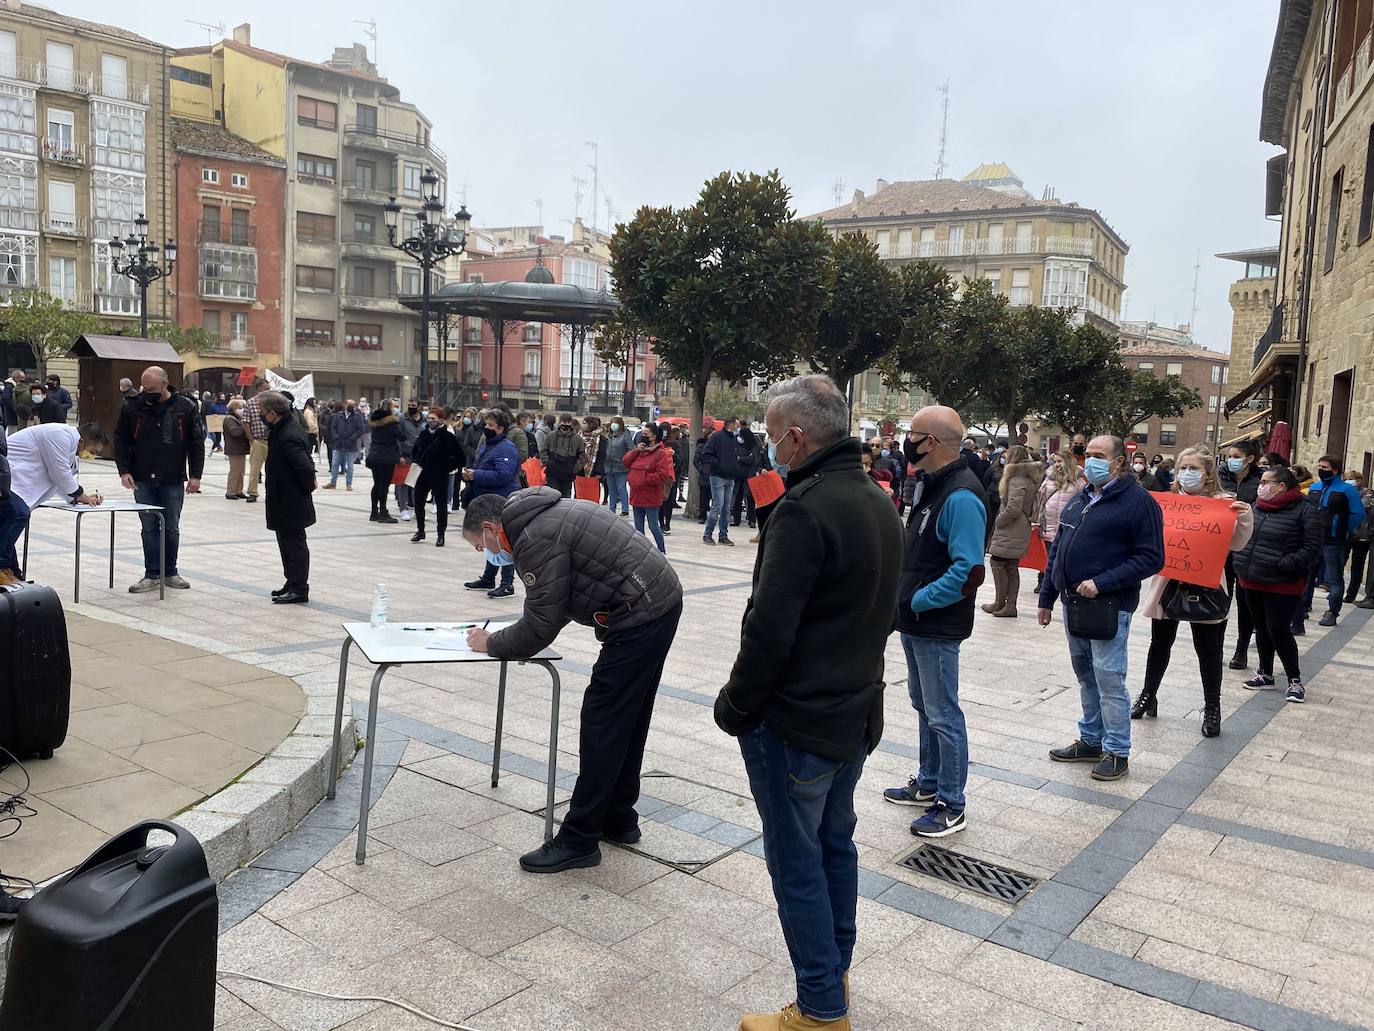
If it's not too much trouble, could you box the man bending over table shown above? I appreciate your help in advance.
[462,486,683,873]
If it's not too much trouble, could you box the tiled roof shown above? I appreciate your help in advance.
[810,178,1067,222]
[1120,340,1227,360]
[14,3,165,48]
[170,118,283,164]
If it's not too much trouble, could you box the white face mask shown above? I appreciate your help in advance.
[1176,468,1204,493]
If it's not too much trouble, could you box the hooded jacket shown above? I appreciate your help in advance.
[468,433,520,499]
[264,413,316,534]
[990,460,1042,559]
[364,412,404,466]
[486,487,683,660]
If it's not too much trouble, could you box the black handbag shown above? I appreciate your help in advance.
[1161,579,1232,623]
[1062,591,1120,640]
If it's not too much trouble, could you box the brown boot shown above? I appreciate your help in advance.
[739,1003,850,1031]
[0,569,19,587]
[993,605,1018,618]
[981,560,1007,614]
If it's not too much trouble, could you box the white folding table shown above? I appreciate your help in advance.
[21,499,166,602]
[326,621,563,864]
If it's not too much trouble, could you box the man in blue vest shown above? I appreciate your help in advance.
[882,406,987,838]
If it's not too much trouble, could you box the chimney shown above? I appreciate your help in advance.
[232,23,251,45]
[875,178,889,193]
[850,188,865,214]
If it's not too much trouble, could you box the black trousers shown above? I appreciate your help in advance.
[1347,540,1370,600]
[1225,556,1254,656]
[369,463,394,513]
[730,476,756,526]
[659,491,675,528]
[548,476,573,498]
[1245,589,1303,681]
[1144,618,1225,708]
[558,602,683,853]
[414,475,450,535]
[276,529,309,592]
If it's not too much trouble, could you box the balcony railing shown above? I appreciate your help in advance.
[199,278,257,301]
[0,281,39,305]
[36,63,94,94]
[197,222,257,246]
[1252,301,1285,370]
[522,373,542,388]
[342,124,446,164]
[42,211,86,236]
[202,333,255,354]
[93,76,150,104]
[341,283,399,311]
[96,291,139,316]
[877,234,1098,260]
[341,183,394,206]
[41,138,86,165]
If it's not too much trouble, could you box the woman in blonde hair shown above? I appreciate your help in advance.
[983,445,1042,617]
[1134,447,1253,737]
[1034,448,1082,593]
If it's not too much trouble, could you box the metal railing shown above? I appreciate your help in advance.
[0,281,39,305]
[341,183,394,205]
[35,63,94,94]
[41,138,86,164]
[93,76,150,104]
[41,211,86,236]
[197,222,257,246]
[342,124,447,164]
[203,333,255,353]
[1252,302,1285,370]
[877,234,1098,260]
[522,373,542,387]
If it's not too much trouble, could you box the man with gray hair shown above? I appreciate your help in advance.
[715,373,902,1031]
[1039,434,1164,781]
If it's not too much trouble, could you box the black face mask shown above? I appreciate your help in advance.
[483,427,498,441]
[142,389,162,402]
[1071,444,1087,457]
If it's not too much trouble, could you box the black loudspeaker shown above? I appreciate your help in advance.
[0,820,218,1031]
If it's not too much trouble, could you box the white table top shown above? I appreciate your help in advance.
[39,499,165,513]
[341,621,561,665]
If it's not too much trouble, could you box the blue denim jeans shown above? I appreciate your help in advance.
[606,469,630,514]
[481,559,515,588]
[738,725,863,1022]
[1319,543,1348,616]
[900,634,967,810]
[1065,609,1133,757]
[705,475,735,539]
[0,492,30,576]
[133,481,184,579]
[632,506,665,552]
[329,449,356,487]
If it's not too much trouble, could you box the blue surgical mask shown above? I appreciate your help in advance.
[880,448,890,458]
[1177,468,1204,493]
[1084,457,1112,486]
[1226,457,1245,475]
[768,441,789,478]
[527,422,535,431]
[484,547,514,567]
[463,417,473,426]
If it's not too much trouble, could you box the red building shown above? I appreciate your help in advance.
[169,117,286,395]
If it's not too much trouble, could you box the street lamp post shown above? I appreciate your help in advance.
[108,212,176,338]
[384,168,470,401]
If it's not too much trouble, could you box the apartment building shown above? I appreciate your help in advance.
[0,1,169,377]
[169,117,286,396]
[171,24,444,401]
[1228,0,1374,478]
[1116,321,1234,457]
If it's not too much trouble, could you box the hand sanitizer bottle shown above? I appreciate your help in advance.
[370,584,387,629]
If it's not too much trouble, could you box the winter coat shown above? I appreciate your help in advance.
[989,461,1041,559]
[505,424,529,462]
[1141,490,1254,622]
[582,433,607,477]
[411,425,463,484]
[264,414,316,534]
[695,428,748,479]
[318,408,335,443]
[223,413,250,457]
[623,443,675,507]
[1038,476,1082,542]
[32,397,66,424]
[456,422,483,466]
[365,413,404,467]
[1131,466,1163,492]
[1355,487,1374,542]
[486,486,683,660]
[1233,493,1324,587]
[604,429,633,470]
[713,437,903,762]
[330,410,366,451]
[113,391,205,484]
[468,433,520,499]
[545,425,584,480]
[398,412,424,452]
[300,406,318,435]
[1219,466,1263,506]
[1307,476,1367,543]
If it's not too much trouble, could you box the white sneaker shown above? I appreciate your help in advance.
[128,578,159,593]
[401,509,412,522]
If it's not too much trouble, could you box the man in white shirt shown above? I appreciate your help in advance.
[0,423,106,585]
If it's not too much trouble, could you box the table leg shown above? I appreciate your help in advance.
[74,513,82,604]
[327,636,355,800]
[533,659,562,843]
[108,512,115,589]
[491,660,508,788]
[158,513,165,600]
[355,662,392,865]
[20,522,28,580]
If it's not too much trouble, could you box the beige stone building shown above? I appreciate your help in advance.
[812,165,1128,423]
[1229,1,1374,478]
[0,2,170,383]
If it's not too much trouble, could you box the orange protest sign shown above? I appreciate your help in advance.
[1155,493,1238,588]
[574,475,601,502]
[748,470,786,508]
[522,458,546,486]
[1020,526,1048,572]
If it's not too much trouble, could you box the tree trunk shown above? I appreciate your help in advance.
[686,384,707,519]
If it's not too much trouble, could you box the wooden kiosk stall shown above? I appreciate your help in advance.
[68,335,183,459]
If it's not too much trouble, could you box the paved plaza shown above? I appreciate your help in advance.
[4,448,1374,1031]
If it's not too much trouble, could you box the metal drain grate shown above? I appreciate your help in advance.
[897,844,1039,904]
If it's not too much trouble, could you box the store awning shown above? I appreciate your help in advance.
[1223,369,1280,417]
[1220,428,1266,450]
[1235,407,1272,430]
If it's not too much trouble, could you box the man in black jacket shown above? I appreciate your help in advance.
[261,392,316,604]
[114,366,204,592]
[714,374,902,1031]
[696,416,746,545]
[1,369,26,436]
[26,383,66,425]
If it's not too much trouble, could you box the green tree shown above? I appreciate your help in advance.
[147,322,217,354]
[880,275,1004,414]
[609,169,828,514]
[808,234,903,402]
[704,383,765,424]
[1096,369,1204,438]
[0,291,105,378]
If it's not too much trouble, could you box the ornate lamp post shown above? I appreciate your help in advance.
[384,168,470,401]
[108,212,176,338]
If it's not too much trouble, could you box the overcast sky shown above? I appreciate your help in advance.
[72,0,1281,354]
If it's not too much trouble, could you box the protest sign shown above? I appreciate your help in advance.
[1155,493,1237,588]
[748,470,786,508]
[574,476,601,502]
[264,370,314,409]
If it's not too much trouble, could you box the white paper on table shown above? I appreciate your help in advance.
[423,621,514,652]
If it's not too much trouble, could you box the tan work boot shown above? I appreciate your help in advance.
[739,1003,850,1031]
[0,569,19,587]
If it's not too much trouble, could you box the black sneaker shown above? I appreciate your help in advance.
[1049,739,1103,763]
[1318,612,1337,627]
[883,777,936,806]
[718,537,735,547]
[602,826,642,845]
[519,841,602,873]
[0,886,28,921]
[464,579,495,591]
[488,584,515,599]
[911,802,966,838]
[1358,597,1374,610]
[1090,752,1129,781]
[1285,679,1306,703]
[702,536,716,546]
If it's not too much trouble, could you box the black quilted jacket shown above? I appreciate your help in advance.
[1232,495,1323,585]
[486,487,683,659]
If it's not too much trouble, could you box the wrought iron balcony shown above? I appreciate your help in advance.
[197,221,257,246]
[41,138,86,165]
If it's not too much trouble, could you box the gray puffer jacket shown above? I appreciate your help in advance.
[487,487,683,660]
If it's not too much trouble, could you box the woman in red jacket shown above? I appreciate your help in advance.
[623,422,675,553]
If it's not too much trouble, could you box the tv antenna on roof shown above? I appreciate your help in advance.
[184,20,225,45]
[354,19,378,68]
[934,79,951,179]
